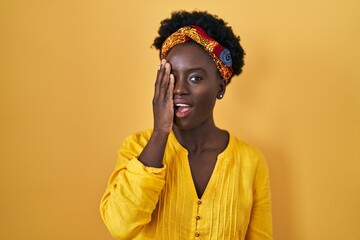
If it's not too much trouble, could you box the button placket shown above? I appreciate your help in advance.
[195,199,202,238]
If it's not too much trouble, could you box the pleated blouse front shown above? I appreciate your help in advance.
[100,129,272,240]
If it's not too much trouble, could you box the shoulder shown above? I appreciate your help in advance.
[229,133,263,157]
[119,129,153,154]
[228,133,267,168]
[227,134,270,187]
[123,129,153,144]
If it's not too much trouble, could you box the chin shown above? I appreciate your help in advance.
[173,119,197,131]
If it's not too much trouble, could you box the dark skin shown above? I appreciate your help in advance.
[139,42,228,198]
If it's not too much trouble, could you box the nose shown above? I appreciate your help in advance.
[173,76,189,97]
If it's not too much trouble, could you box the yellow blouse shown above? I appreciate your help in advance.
[100,129,272,240]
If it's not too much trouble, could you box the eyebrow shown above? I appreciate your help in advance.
[172,67,207,74]
[188,67,206,72]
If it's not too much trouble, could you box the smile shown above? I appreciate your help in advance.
[174,103,192,118]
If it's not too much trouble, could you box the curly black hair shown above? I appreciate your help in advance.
[152,10,245,84]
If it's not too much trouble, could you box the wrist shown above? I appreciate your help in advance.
[138,130,169,168]
[152,129,171,139]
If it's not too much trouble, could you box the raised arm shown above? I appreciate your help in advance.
[99,60,175,239]
[138,59,174,168]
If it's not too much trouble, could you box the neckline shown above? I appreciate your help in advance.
[169,131,233,200]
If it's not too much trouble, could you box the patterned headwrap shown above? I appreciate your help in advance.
[161,25,233,82]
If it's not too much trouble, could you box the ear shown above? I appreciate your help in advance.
[217,78,226,100]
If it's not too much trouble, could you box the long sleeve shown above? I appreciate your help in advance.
[99,132,166,240]
[245,153,273,240]
[100,131,272,240]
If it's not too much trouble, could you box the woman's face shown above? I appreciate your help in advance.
[166,42,225,130]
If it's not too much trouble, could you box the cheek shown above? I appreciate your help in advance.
[196,90,218,112]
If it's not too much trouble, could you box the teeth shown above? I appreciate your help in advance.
[175,104,189,107]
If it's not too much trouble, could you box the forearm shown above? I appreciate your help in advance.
[141,59,174,168]
[100,158,166,239]
[138,130,169,168]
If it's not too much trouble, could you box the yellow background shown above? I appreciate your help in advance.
[1,0,359,239]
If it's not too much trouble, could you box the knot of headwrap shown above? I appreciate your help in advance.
[161,25,233,82]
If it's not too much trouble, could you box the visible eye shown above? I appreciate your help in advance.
[189,75,203,82]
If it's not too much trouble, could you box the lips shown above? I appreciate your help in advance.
[174,100,193,118]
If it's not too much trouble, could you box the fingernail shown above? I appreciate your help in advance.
[161,59,166,65]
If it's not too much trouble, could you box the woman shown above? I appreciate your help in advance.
[100,10,272,240]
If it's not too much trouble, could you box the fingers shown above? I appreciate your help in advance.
[155,59,166,85]
[155,59,171,101]
[154,59,166,98]
[159,63,171,100]
[152,60,174,134]
[166,73,175,101]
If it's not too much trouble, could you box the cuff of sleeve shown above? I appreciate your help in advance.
[127,158,166,175]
